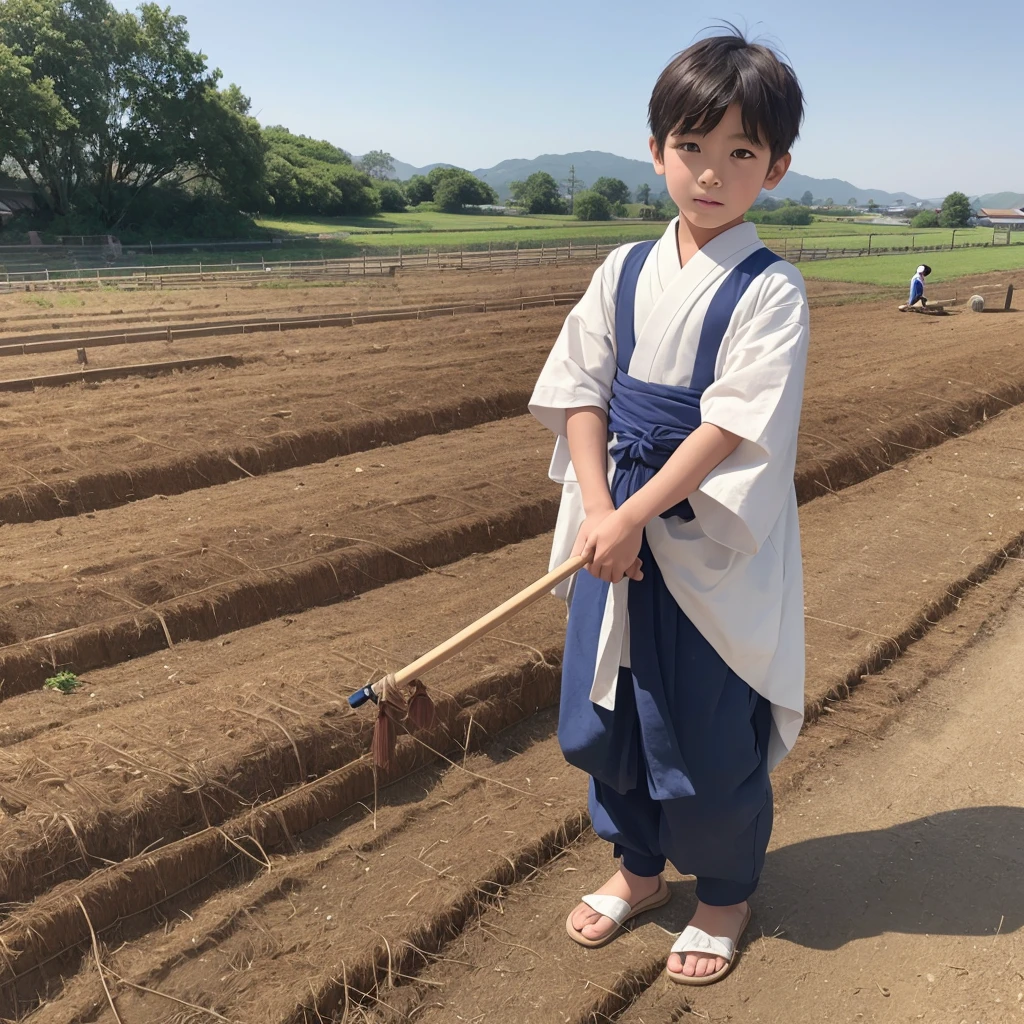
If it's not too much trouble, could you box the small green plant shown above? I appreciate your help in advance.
[44,670,82,694]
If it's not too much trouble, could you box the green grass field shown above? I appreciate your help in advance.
[255,210,588,235]
[799,245,1024,288]
[5,209,1017,279]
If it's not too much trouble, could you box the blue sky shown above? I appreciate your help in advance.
[118,0,1022,198]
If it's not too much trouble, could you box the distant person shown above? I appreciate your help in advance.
[531,30,807,987]
[908,264,931,307]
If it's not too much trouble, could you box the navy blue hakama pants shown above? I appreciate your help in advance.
[561,538,774,907]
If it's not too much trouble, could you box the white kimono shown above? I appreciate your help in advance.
[529,219,808,769]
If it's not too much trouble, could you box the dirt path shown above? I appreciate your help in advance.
[624,586,1024,1024]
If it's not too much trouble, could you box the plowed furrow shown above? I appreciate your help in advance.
[0,417,557,701]
[3,401,1024,1017]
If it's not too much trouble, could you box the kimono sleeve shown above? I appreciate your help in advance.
[528,250,624,437]
[691,267,809,555]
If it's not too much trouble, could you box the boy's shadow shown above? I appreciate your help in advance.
[651,807,1023,949]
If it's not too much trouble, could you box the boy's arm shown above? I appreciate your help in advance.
[565,407,613,514]
[576,423,740,582]
[565,407,644,582]
[620,422,742,526]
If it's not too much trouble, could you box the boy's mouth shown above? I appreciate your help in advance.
[693,196,724,207]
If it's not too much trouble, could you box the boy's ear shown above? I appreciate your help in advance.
[762,153,792,191]
[649,135,666,175]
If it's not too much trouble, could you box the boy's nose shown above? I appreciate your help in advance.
[697,167,721,188]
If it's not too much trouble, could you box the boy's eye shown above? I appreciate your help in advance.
[677,142,701,153]
[731,148,756,159]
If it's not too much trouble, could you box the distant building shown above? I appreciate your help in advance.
[975,208,1024,229]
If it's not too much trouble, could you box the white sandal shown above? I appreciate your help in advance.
[666,905,751,986]
[565,877,671,949]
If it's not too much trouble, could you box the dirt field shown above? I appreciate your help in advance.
[0,258,1022,1023]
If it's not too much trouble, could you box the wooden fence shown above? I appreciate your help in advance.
[0,236,1020,293]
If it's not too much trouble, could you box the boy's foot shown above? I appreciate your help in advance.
[568,867,663,943]
[667,900,749,980]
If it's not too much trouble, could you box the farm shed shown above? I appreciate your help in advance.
[976,207,1024,229]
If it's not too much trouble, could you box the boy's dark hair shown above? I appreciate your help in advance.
[649,31,804,166]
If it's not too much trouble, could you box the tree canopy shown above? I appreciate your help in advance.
[939,191,971,228]
[508,172,564,214]
[573,190,612,221]
[358,150,394,180]
[0,0,266,230]
[591,177,631,207]
[911,209,939,228]
[263,126,379,216]
[428,167,497,211]
[396,167,496,211]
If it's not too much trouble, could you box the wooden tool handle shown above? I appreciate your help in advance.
[392,554,586,686]
[348,555,586,707]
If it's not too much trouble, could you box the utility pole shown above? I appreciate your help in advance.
[564,165,585,214]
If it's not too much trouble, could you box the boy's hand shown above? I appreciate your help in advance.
[573,507,644,583]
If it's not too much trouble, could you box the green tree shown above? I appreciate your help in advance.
[591,177,631,206]
[431,168,497,212]
[939,191,971,228]
[824,197,834,207]
[508,171,563,214]
[358,150,395,180]
[263,127,378,216]
[375,179,406,212]
[635,183,651,205]
[0,0,266,226]
[911,210,939,228]
[404,174,433,205]
[848,197,857,206]
[574,190,612,221]
[800,190,814,206]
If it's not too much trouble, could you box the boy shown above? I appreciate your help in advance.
[529,32,808,986]
[908,264,931,307]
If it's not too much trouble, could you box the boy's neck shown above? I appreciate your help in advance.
[674,213,747,267]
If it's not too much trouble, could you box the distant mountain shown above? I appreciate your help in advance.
[388,158,456,179]
[364,149,1017,210]
[970,191,1024,210]
[768,170,920,207]
[469,151,666,200]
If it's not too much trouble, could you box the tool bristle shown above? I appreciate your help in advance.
[406,678,436,730]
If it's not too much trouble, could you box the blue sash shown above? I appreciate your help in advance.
[558,238,781,798]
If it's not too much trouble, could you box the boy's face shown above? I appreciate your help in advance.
[649,103,791,231]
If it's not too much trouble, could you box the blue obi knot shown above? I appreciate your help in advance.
[607,368,701,521]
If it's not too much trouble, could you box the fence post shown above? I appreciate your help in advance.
[516,241,520,268]
[363,249,366,274]
[1006,283,1014,311]
[950,230,956,250]
[798,239,803,262]
[911,234,915,249]
[867,234,872,255]
[399,247,403,269]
